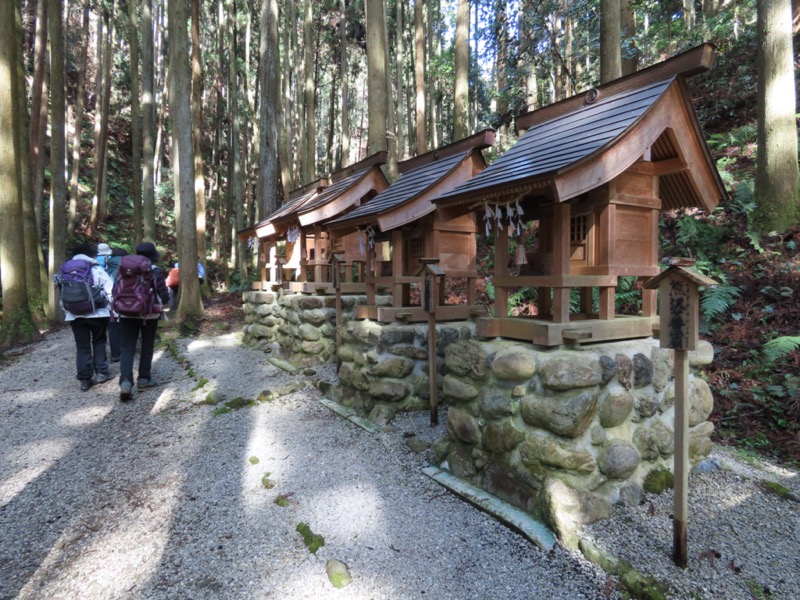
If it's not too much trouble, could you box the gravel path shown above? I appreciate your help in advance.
[1,327,798,600]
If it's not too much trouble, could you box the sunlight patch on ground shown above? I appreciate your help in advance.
[308,483,385,538]
[0,438,73,506]
[59,404,113,428]
[149,387,184,414]
[242,409,277,511]
[186,333,241,351]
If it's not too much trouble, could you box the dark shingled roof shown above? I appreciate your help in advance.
[268,187,323,223]
[327,151,470,227]
[297,168,372,216]
[438,77,674,203]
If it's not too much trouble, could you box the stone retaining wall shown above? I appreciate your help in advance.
[327,320,476,425]
[428,337,716,547]
[242,291,390,368]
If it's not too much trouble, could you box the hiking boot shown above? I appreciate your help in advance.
[120,380,133,401]
[95,373,111,384]
[137,378,158,390]
[80,379,93,392]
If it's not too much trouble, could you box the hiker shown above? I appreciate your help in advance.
[197,258,205,286]
[96,242,112,268]
[166,263,180,308]
[105,247,129,362]
[114,242,170,401]
[58,242,114,392]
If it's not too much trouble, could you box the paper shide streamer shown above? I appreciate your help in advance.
[483,200,524,237]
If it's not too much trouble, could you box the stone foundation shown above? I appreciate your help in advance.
[428,337,715,547]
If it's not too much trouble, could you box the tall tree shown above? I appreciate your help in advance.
[47,0,66,320]
[169,0,203,318]
[366,0,390,156]
[16,3,44,312]
[600,0,621,83]
[338,0,350,168]
[278,0,294,193]
[90,3,115,231]
[68,0,89,233]
[395,0,405,159]
[453,0,469,141]
[256,0,281,218]
[0,0,37,346]
[621,0,637,76]
[29,0,47,231]
[191,0,207,266]
[227,0,247,277]
[302,0,316,183]
[130,0,143,243]
[754,0,800,233]
[413,0,426,154]
[142,0,157,241]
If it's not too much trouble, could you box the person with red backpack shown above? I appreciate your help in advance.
[113,242,170,401]
[57,243,114,392]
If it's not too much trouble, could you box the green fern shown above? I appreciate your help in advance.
[762,336,800,363]
[700,284,741,320]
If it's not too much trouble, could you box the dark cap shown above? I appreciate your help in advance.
[135,242,160,263]
[111,247,129,257]
[71,242,97,258]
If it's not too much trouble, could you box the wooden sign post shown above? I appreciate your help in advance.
[330,252,344,348]
[645,262,717,568]
[420,258,445,426]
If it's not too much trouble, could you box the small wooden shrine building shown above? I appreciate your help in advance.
[240,153,389,292]
[326,130,495,322]
[240,179,328,290]
[435,44,726,346]
[289,152,389,293]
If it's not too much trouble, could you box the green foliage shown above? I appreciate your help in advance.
[762,336,800,363]
[248,456,260,465]
[699,284,742,321]
[261,472,275,489]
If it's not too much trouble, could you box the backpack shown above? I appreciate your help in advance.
[55,259,108,315]
[112,255,162,317]
[105,254,123,281]
[166,267,180,288]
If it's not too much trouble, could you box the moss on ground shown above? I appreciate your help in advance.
[296,522,325,554]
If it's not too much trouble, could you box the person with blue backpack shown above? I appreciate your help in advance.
[57,242,115,392]
[113,242,170,401]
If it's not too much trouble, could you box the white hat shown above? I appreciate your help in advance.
[97,243,112,256]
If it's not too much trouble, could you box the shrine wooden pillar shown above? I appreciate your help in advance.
[494,226,509,318]
[298,231,308,282]
[392,230,405,308]
[551,203,571,323]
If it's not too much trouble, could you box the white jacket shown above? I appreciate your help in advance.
[62,254,115,322]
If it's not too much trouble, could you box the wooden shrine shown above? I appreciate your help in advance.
[289,152,389,293]
[435,44,727,346]
[238,153,389,292]
[326,130,495,322]
[239,179,328,290]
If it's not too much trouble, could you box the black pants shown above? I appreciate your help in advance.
[118,318,159,385]
[70,317,110,382]
[108,320,121,360]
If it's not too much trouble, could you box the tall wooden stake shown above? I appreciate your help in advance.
[673,349,690,568]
